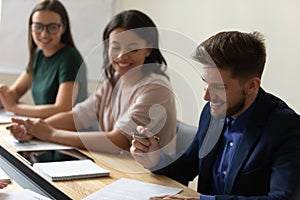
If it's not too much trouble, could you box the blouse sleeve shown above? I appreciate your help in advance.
[72,94,99,130]
[115,77,177,151]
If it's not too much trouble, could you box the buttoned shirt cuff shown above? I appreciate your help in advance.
[200,194,215,200]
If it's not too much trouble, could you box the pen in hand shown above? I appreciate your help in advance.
[133,126,160,142]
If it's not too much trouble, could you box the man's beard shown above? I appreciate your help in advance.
[226,90,246,118]
[211,90,246,119]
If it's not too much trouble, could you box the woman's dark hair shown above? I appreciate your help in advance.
[193,31,266,80]
[27,0,75,73]
[102,9,168,86]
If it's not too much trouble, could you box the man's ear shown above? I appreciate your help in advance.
[247,77,261,94]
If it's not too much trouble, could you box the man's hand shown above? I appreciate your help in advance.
[130,126,161,169]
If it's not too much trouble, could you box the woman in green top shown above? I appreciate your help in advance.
[0,0,87,119]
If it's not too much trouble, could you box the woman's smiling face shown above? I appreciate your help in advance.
[31,10,65,57]
[108,28,151,76]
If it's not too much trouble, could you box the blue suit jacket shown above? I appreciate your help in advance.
[154,88,300,200]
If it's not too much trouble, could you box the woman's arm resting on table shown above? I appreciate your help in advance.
[2,81,78,119]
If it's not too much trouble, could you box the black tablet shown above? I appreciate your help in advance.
[17,149,94,166]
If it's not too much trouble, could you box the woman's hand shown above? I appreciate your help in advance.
[7,118,56,142]
[7,118,33,142]
[0,85,17,112]
[0,181,8,189]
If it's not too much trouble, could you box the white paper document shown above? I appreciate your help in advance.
[0,167,11,183]
[83,178,183,200]
[0,189,51,200]
[0,109,36,124]
[3,135,73,151]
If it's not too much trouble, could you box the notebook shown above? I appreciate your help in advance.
[33,159,110,181]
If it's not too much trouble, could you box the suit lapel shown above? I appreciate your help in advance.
[197,110,225,193]
[224,88,270,194]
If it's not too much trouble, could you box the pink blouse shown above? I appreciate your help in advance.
[73,67,177,153]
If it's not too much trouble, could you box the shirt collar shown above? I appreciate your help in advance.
[227,99,257,132]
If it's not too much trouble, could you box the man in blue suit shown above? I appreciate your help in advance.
[130,31,300,200]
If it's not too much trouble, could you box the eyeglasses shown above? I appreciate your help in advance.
[31,22,62,34]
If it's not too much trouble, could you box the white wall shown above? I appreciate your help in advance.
[1,0,299,125]
[0,0,2,23]
[119,0,300,125]
[0,0,117,81]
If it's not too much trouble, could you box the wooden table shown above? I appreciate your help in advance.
[0,125,198,199]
